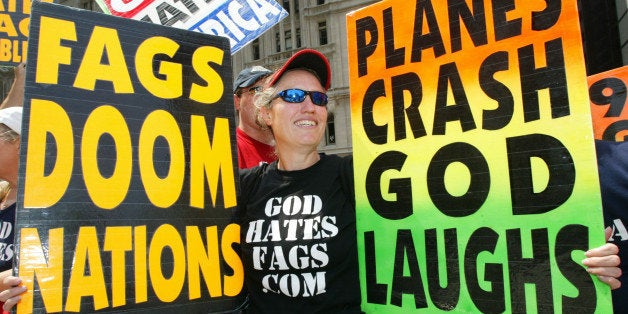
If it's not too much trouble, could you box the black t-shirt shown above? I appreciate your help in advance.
[595,140,628,314]
[236,154,361,313]
[0,202,15,272]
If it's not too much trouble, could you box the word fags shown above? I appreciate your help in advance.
[36,15,225,103]
[246,195,337,298]
[18,223,242,312]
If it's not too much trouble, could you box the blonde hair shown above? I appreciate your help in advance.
[0,181,10,201]
[0,123,19,143]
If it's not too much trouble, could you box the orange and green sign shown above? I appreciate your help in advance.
[347,0,610,312]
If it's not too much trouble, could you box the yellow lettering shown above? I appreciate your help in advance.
[190,46,224,104]
[139,110,185,208]
[0,14,17,36]
[103,226,133,307]
[74,26,133,93]
[36,16,76,84]
[186,226,221,299]
[135,36,182,99]
[82,105,132,209]
[149,224,185,302]
[134,226,148,303]
[18,16,27,36]
[190,116,236,208]
[24,99,73,208]
[65,227,109,311]
[17,228,64,313]
[222,223,243,296]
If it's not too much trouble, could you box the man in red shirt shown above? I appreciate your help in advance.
[233,66,277,168]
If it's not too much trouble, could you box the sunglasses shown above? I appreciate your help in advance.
[273,89,328,106]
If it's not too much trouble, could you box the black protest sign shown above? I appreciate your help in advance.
[15,2,243,312]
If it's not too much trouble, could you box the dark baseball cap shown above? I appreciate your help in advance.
[233,66,273,93]
[268,49,331,90]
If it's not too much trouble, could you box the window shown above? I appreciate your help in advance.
[283,0,290,12]
[275,32,281,52]
[317,0,325,5]
[318,21,328,46]
[296,28,302,48]
[285,30,292,50]
[252,39,260,60]
[82,0,95,10]
[294,0,299,13]
[326,115,335,145]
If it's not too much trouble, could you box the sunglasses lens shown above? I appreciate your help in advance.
[282,89,307,103]
[310,92,328,106]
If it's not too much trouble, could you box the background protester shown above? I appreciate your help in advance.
[233,66,277,168]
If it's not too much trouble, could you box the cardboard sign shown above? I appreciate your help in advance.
[347,0,611,312]
[588,65,628,141]
[15,2,243,312]
[0,0,53,65]
[95,0,288,54]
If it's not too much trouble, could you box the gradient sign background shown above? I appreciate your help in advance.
[347,0,611,312]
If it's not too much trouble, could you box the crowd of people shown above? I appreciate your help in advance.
[0,50,622,313]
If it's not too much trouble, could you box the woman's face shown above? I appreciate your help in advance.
[0,128,19,182]
[263,70,328,151]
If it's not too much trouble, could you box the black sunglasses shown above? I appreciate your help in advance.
[273,89,328,106]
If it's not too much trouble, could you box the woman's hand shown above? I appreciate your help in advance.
[582,227,622,290]
[0,275,26,312]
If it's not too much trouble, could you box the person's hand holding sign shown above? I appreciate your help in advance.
[583,228,622,290]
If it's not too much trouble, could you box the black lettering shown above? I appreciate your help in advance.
[383,7,405,70]
[427,142,489,217]
[518,38,569,122]
[492,0,522,40]
[425,228,460,310]
[555,224,596,312]
[480,51,514,130]
[465,227,505,313]
[507,134,575,215]
[506,228,553,313]
[411,0,446,62]
[589,77,627,118]
[362,79,387,144]
[366,151,412,220]
[155,2,189,26]
[532,0,561,31]
[391,229,427,308]
[448,0,488,53]
[364,231,387,304]
[355,16,378,77]
[391,72,426,141]
[433,62,476,135]
[603,121,628,141]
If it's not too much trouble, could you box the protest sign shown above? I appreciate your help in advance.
[0,0,53,66]
[347,0,611,312]
[15,2,243,312]
[95,0,288,54]
[588,65,628,141]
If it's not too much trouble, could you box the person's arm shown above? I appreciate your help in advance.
[583,227,622,289]
[0,63,25,110]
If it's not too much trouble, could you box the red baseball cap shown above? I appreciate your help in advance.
[268,49,331,90]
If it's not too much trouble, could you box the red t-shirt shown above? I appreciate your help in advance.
[236,128,277,169]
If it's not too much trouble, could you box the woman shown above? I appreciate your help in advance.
[0,107,24,310]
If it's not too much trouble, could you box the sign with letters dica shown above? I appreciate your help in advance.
[588,65,628,141]
[95,0,288,54]
[15,2,243,312]
[347,0,611,312]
